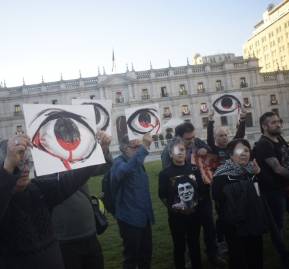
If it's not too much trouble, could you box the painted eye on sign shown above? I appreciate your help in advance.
[80,102,110,132]
[127,108,160,135]
[212,94,241,115]
[23,104,105,176]
[30,108,97,170]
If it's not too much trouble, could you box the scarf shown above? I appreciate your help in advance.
[214,159,255,177]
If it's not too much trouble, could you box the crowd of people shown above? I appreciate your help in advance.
[0,110,289,269]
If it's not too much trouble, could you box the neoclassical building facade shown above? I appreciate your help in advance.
[1,54,289,152]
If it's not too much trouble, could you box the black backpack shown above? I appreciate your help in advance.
[101,156,125,215]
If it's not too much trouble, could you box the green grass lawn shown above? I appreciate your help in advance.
[88,160,289,269]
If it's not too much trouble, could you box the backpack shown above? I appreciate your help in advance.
[101,156,125,215]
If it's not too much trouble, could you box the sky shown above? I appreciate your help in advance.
[0,0,281,87]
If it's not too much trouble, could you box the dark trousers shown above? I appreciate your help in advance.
[225,225,263,269]
[264,191,289,267]
[168,213,202,269]
[3,241,65,269]
[59,234,103,269]
[199,194,218,258]
[117,220,152,269]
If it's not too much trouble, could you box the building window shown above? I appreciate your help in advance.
[161,86,168,97]
[179,84,187,95]
[90,95,96,100]
[240,77,248,88]
[245,112,253,127]
[15,125,24,135]
[197,82,205,93]
[52,99,58,104]
[14,104,21,114]
[200,103,208,113]
[216,80,223,91]
[202,117,209,128]
[116,91,124,103]
[163,107,172,118]
[272,108,279,116]
[181,105,190,116]
[243,97,251,108]
[270,94,278,105]
[141,89,150,100]
[221,116,228,126]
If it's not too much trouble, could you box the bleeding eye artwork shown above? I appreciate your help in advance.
[23,104,105,176]
[211,93,242,115]
[72,99,112,136]
[125,104,161,140]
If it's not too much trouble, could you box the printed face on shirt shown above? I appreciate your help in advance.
[171,144,186,164]
[231,143,250,166]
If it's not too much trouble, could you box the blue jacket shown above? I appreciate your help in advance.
[111,146,154,228]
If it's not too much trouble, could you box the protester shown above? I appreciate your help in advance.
[207,108,247,166]
[161,122,225,267]
[52,131,112,269]
[212,139,267,269]
[111,133,154,269]
[254,112,289,268]
[0,134,109,269]
[159,137,204,269]
[161,122,209,169]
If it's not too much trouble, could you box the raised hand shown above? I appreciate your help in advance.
[142,133,153,149]
[4,135,31,173]
[208,109,214,121]
[252,158,261,175]
[97,131,112,153]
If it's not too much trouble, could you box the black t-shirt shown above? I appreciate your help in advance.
[158,163,207,215]
[254,135,289,191]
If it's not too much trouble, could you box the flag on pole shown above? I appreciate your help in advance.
[112,50,116,72]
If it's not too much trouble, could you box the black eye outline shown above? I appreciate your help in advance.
[29,108,97,170]
[127,108,160,135]
[81,102,110,131]
[212,94,241,115]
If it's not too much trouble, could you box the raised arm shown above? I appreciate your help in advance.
[112,145,149,182]
[234,108,247,139]
[207,113,216,150]
[0,135,31,219]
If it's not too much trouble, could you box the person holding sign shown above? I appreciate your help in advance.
[0,132,110,269]
[111,133,154,269]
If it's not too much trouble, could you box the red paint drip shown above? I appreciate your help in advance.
[56,138,80,151]
[32,132,41,147]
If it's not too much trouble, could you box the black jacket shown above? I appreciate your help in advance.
[212,173,268,237]
[0,165,99,269]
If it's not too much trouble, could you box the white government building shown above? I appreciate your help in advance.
[1,53,289,153]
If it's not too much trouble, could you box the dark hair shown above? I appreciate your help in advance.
[259,111,277,134]
[227,138,251,157]
[175,122,195,137]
